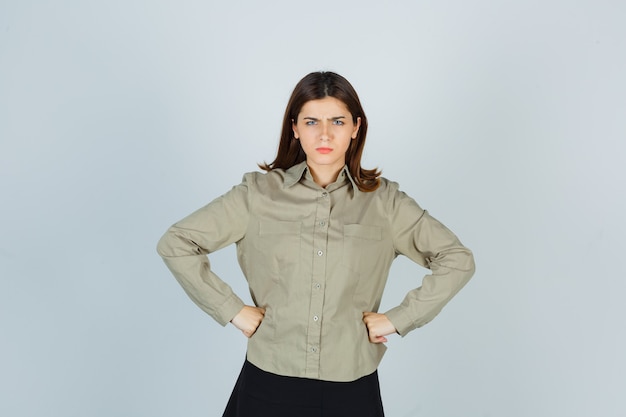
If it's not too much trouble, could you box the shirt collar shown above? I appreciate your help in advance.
[283,161,309,188]
[282,161,359,193]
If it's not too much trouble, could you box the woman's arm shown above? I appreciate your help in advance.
[383,185,475,336]
[156,176,252,326]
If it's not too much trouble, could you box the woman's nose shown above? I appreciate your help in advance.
[320,122,330,141]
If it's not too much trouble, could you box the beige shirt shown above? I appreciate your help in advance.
[157,162,475,382]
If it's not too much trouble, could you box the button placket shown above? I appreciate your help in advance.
[305,188,331,377]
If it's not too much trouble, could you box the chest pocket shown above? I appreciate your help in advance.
[341,224,383,274]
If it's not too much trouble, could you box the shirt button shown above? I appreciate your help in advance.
[317,250,323,256]
[311,347,318,353]
[319,221,326,227]
[314,283,321,289]
[313,315,319,322]
[321,192,328,197]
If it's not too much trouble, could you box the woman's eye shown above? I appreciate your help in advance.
[305,120,317,126]
[332,120,344,126]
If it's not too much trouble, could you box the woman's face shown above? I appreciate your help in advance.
[292,96,361,176]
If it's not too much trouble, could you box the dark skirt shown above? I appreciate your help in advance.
[222,360,385,417]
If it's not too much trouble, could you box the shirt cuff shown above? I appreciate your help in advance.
[215,294,246,327]
[384,306,415,337]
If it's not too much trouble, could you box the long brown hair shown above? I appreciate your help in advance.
[260,71,380,192]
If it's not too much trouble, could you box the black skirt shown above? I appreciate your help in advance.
[222,360,385,417]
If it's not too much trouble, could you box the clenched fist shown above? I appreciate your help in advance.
[362,312,397,344]
[231,305,266,338]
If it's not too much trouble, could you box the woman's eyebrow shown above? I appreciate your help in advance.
[302,116,347,121]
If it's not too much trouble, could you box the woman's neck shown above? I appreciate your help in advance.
[307,163,343,188]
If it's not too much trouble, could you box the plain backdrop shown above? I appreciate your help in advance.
[1,1,625,416]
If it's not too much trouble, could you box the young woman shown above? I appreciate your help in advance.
[157,71,475,416]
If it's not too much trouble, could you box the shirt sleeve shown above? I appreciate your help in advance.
[383,184,475,336]
[156,174,252,326]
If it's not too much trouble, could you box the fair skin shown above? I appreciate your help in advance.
[292,96,360,187]
[230,96,396,343]
[231,305,265,338]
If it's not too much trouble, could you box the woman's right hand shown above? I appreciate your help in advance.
[230,305,266,338]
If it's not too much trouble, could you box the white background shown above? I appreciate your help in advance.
[1,1,625,416]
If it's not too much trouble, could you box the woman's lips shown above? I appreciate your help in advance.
[316,147,332,154]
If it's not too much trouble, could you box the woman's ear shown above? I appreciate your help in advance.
[292,119,299,139]
[352,117,361,139]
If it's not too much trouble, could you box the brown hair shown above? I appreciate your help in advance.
[260,71,380,192]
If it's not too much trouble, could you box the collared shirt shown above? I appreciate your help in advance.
[157,162,475,382]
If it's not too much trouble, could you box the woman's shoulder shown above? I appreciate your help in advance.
[372,176,423,209]
[373,176,402,195]
[239,168,288,188]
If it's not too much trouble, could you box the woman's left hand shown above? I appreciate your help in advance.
[362,312,397,344]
